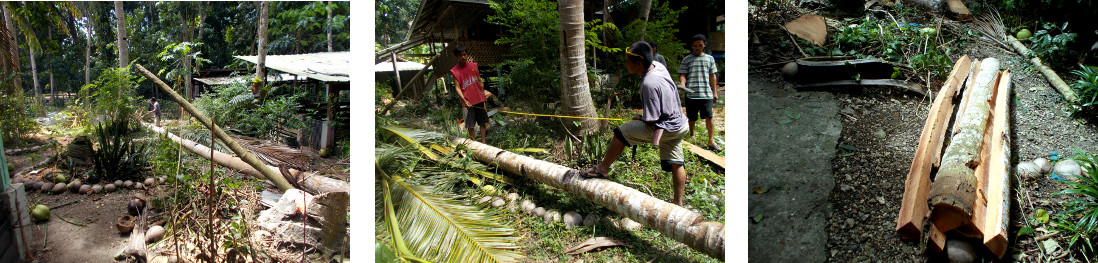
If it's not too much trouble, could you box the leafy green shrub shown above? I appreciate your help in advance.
[804,16,954,82]
[1054,151,1098,252]
[1070,64,1098,117]
[192,81,306,141]
[1028,22,1077,66]
[78,66,143,129]
[0,95,39,143]
[91,112,150,183]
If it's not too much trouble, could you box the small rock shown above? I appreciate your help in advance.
[840,184,853,191]
[544,210,561,223]
[873,129,886,139]
[845,218,855,227]
[877,196,886,204]
[491,197,506,208]
[533,207,545,217]
[946,238,976,263]
[504,192,519,202]
[620,218,642,231]
[583,214,596,227]
[168,255,179,263]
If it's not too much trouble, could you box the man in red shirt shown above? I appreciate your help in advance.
[450,45,490,143]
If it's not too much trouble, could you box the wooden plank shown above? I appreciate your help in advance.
[946,0,972,21]
[983,71,1012,258]
[895,55,971,240]
[935,59,979,168]
[683,142,724,169]
[927,223,947,254]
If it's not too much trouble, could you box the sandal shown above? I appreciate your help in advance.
[707,144,723,152]
[581,167,610,179]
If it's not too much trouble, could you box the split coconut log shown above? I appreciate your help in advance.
[455,138,724,260]
[143,123,349,194]
[928,57,1000,233]
[783,14,827,46]
[895,55,972,240]
[134,63,295,191]
[981,71,1013,259]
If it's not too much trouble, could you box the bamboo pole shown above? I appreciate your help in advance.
[1004,35,1078,102]
[134,64,295,191]
[143,123,349,194]
[928,58,1000,232]
[455,138,724,260]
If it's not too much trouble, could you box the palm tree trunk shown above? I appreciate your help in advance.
[326,1,333,52]
[182,4,193,100]
[557,0,599,135]
[29,44,38,101]
[639,0,652,40]
[255,1,269,87]
[454,138,725,260]
[115,1,128,67]
[84,16,91,87]
[2,2,21,95]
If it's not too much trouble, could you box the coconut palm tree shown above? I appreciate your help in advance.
[115,1,128,67]
[557,0,599,135]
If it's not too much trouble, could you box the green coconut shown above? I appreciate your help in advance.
[32,204,49,221]
[481,185,497,196]
[1017,29,1033,40]
[53,174,67,184]
[919,27,937,37]
[319,149,330,158]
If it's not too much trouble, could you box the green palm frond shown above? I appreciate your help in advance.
[389,174,523,263]
[381,126,515,186]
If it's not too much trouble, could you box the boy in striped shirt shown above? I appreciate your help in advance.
[678,34,720,151]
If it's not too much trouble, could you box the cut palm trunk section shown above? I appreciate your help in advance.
[144,123,349,194]
[928,57,1000,232]
[134,63,295,191]
[895,55,971,240]
[454,138,724,260]
[981,71,1013,259]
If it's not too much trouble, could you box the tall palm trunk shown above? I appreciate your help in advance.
[639,0,652,40]
[29,43,38,101]
[182,3,193,100]
[2,2,21,95]
[255,1,269,87]
[557,0,599,135]
[84,16,91,87]
[455,138,725,260]
[326,1,333,52]
[115,1,128,67]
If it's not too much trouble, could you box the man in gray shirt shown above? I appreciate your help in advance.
[584,41,689,206]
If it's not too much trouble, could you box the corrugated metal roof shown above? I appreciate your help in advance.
[374,60,431,72]
[193,73,299,86]
[234,51,350,83]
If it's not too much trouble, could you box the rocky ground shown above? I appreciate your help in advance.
[749,3,1098,262]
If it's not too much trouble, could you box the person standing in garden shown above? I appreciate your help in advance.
[450,45,490,143]
[148,97,161,126]
[678,34,721,151]
[649,41,668,68]
[585,41,689,206]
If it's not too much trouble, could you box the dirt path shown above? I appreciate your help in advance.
[748,73,841,262]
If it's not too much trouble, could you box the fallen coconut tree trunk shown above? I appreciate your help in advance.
[134,63,295,191]
[454,138,724,260]
[1004,35,1078,102]
[4,143,46,155]
[143,123,350,194]
[928,57,1000,232]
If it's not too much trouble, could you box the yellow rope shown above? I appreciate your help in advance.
[471,105,629,121]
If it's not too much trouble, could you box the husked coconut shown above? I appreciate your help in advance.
[583,214,596,227]
[134,183,145,189]
[1054,159,1083,180]
[41,182,53,192]
[563,211,581,229]
[124,180,133,188]
[69,180,83,192]
[51,183,66,194]
[92,184,103,193]
[491,197,506,208]
[477,196,492,205]
[533,207,546,217]
[504,192,519,202]
[145,225,166,243]
[78,184,91,194]
[114,180,123,186]
[521,200,536,213]
[144,178,155,187]
[946,238,976,263]
[1017,161,1041,179]
[104,184,116,192]
[544,210,561,223]
[1034,157,1052,173]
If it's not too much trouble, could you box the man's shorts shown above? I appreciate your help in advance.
[465,102,490,129]
[612,120,687,172]
[684,98,713,121]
